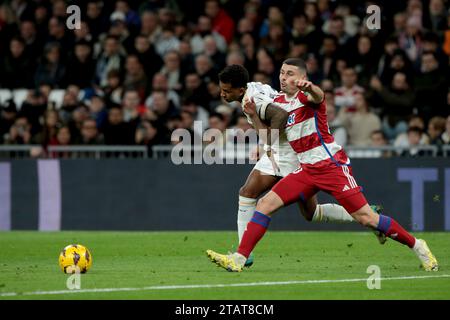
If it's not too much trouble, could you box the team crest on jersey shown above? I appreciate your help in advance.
[287,113,296,126]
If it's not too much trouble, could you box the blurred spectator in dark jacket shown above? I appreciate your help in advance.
[95,35,125,87]
[3,116,32,145]
[414,51,448,121]
[102,69,124,105]
[74,118,104,145]
[34,42,66,88]
[190,15,227,55]
[103,105,136,145]
[66,40,95,89]
[135,119,167,155]
[86,94,108,131]
[1,37,35,88]
[123,54,149,100]
[145,73,180,109]
[402,126,430,157]
[19,20,43,56]
[379,49,414,86]
[0,101,17,144]
[47,16,73,55]
[85,1,108,41]
[18,89,47,135]
[370,72,414,140]
[160,50,183,92]
[131,34,162,82]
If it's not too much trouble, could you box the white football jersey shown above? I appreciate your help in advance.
[241,82,278,124]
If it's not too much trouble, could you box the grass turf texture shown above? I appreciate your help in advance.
[0,231,449,300]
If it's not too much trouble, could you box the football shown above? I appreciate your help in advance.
[58,244,92,274]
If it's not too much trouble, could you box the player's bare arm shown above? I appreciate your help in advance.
[295,79,324,104]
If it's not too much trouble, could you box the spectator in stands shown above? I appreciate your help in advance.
[73,21,93,44]
[181,97,209,136]
[370,130,392,158]
[85,1,108,41]
[154,27,180,58]
[379,48,414,86]
[370,72,414,140]
[95,35,125,87]
[19,20,43,56]
[195,54,216,83]
[427,116,446,146]
[1,37,35,89]
[204,35,227,72]
[34,42,66,88]
[66,40,95,89]
[54,126,71,146]
[139,10,162,44]
[338,92,381,146]
[204,0,235,44]
[325,15,350,46]
[190,15,227,55]
[394,115,430,147]
[145,72,180,109]
[4,116,32,145]
[132,34,162,82]
[121,89,145,123]
[426,0,447,32]
[414,51,448,121]
[147,89,178,127]
[18,88,47,135]
[102,69,123,105]
[402,126,429,157]
[47,16,73,55]
[160,50,183,92]
[135,119,167,156]
[123,54,149,100]
[75,118,104,145]
[0,101,17,144]
[32,109,61,146]
[87,94,108,131]
[334,67,364,112]
[103,105,136,145]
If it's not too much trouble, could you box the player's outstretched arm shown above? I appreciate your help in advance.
[295,80,324,104]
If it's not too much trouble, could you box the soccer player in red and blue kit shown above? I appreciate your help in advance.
[207,58,439,272]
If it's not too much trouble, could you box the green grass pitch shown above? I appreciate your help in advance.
[0,231,449,300]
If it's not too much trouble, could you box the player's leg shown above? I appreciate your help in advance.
[327,165,438,271]
[238,169,278,244]
[237,170,316,261]
[207,169,316,272]
[298,195,354,223]
[350,204,438,271]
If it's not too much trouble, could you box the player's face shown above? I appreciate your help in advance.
[219,81,245,103]
[279,64,305,95]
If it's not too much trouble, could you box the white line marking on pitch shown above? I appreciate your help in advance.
[1,274,449,297]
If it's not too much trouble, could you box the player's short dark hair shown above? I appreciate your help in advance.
[218,65,249,89]
[282,58,307,73]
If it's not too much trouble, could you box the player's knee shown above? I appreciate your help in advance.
[239,185,259,199]
[255,197,275,215]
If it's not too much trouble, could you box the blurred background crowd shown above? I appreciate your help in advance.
[0,0,449,157]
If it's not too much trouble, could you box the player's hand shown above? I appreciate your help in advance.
[243,98,257,117]
[295,79,313,92]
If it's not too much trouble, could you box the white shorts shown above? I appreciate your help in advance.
[254,147,299,178]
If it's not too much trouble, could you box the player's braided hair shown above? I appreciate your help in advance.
[218,65,249,89]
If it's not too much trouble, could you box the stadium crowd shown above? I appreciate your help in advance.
[0,0,449,157]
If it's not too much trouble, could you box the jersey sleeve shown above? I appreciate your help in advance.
[243,83,277,123]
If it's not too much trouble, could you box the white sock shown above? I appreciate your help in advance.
[312,204,354,223]
[237,196,257,243]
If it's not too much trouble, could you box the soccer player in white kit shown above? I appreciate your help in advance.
[217,65,384,267]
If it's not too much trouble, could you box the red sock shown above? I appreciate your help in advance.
[238,211,271,258]
[378,215,416,248]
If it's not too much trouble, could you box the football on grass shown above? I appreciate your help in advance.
[59,244,92,273]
